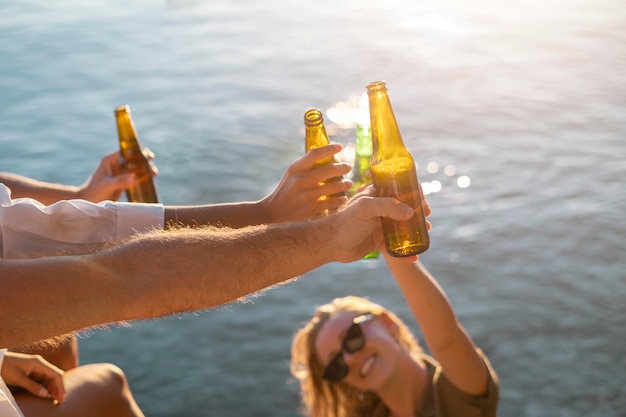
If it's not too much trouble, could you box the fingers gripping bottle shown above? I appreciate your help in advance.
[304,109,346,215]
[366,81,429,257]
[114,105,159,203]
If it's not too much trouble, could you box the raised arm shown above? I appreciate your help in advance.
[0,191,414,348]
[164,144,352,228]
[384,255,489,396]
[381,189,489,396]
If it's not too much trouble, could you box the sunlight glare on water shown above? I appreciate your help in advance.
[1,0,625,416]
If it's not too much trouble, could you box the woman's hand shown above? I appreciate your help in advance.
[1,351,66,404]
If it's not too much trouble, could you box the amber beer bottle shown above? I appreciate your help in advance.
[366,81,429,257]
[114,105,159,203]
[304,109,346,215]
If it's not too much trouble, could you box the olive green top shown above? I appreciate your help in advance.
[371,349,499,417]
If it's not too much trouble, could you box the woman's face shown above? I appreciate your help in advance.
[314,311,402,391]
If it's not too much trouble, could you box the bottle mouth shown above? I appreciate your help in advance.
[304,108,324,127]
[115,104,131,115]
[366,80,387,94]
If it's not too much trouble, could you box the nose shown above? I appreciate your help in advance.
[342,349,360,366]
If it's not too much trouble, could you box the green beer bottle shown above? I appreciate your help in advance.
[350,121,373,195]
[349,120,379,259]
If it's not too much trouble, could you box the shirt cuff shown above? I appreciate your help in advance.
[115,202,165,241]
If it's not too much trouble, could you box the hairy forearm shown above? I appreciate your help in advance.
[164,202,270,229]
[0,220,333,347]
[0,173,79,205]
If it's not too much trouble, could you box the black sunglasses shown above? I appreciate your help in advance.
[322,313,376,381]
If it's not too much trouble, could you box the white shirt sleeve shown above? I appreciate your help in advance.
[0,349,25,417]
[0,184,164,259]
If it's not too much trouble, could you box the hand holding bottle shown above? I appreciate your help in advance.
[115,105,160,203]
[259,144,352,223]
[78,149,158,203]
[367,81,430,257]
[304,109,348,216]
[380,182,432,262]
[322,185,416,263]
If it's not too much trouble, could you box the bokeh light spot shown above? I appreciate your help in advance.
[457,175,471,188]
[427,161,440,174]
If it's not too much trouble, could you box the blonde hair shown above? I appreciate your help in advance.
[290,296,422,417]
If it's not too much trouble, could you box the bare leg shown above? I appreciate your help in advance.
[15,363,145,417]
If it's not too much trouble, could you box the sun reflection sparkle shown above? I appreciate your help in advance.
[324,93,473,196]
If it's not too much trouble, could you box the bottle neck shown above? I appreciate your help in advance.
[304,109,324,128]
[115,109,142,155]
[304,109,331,153]
[367,84,409,162]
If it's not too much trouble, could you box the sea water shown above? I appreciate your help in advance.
[1,0,625,415]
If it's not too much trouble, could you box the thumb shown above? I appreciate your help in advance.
[300,143,344,170]
[363,196,414,221]
[110,173,135,190]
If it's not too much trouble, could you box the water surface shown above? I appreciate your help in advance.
[1,0,625,415]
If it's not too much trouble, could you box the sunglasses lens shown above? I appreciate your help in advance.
[343,323,365,353]
[322,354,348,381]
[321,314,375,381]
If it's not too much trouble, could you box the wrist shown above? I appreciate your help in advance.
[74,185,89,200]
[294,216,338,265]
[255,196,275,224]
[313,215,351,263]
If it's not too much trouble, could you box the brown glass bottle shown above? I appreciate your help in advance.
[366,81,429,257]
[114,105,159,203]
[304,109,346,214]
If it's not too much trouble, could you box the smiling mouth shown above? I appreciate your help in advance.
[360,355,377,378]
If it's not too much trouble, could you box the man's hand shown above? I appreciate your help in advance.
[381,184,433,264]
[326,186,416,263]
[260,144,353,223]
[78,149,158,202]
